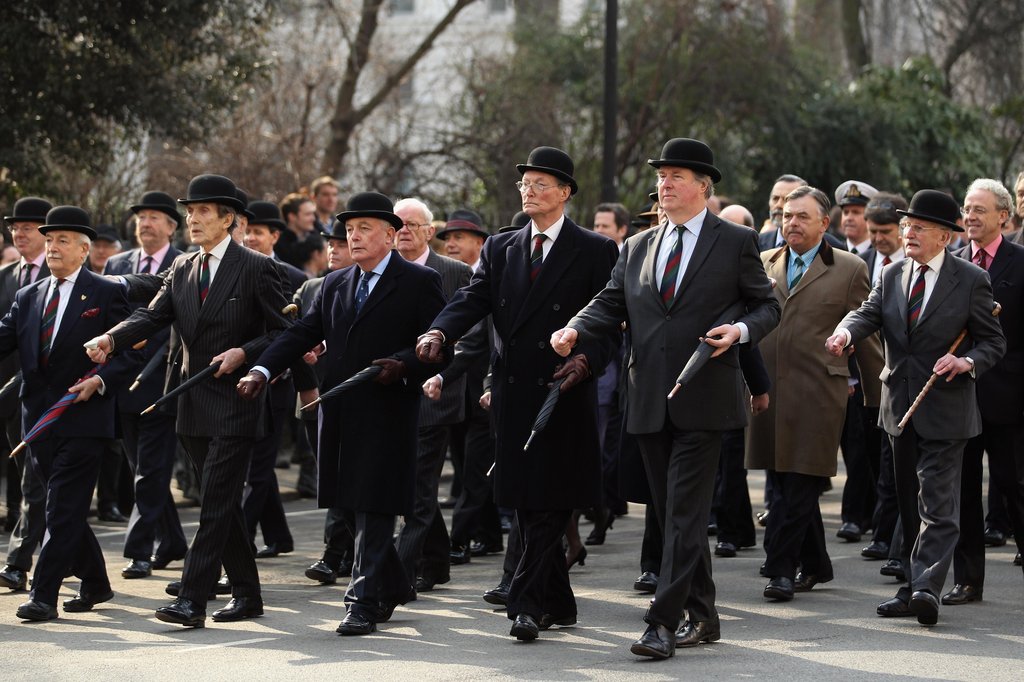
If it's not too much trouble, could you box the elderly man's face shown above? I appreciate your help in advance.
[346,217,394,268]
[45,230,90,278]
[135,209,177,253]
[963,188,1006,247]
[782,195,828,254]
[443,230,484,266]
[519,170,570,222]
[395,205,433,260]
[10,221,46,259]
[185,202,232,250]
[769,180,803,229]
[902,219,951,264]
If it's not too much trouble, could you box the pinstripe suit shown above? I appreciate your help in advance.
[107,238,291,607]
[395,250,471,586]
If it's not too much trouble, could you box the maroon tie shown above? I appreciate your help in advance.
[974,249,988,270]
[882,256,891,266]
[530,235,546,282]
[907,264,928,331]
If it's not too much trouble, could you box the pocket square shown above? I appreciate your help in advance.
[80,307,101,319]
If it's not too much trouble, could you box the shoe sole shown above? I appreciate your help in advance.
[941,595,981,606]
[764,589,794,601]
[714,549,737,558]
[212,609,263,622]
[676,632,721,648]
[336,623,376,635]
[154,610,205,628]
[16,609,57,621]
[483,592,508,606]
[630,642,674,659]
[909,597,938,625]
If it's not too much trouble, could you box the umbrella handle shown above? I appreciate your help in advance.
[300,397,322,412]
[8,441,27,459]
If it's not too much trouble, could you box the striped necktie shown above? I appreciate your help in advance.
[530,234,547,282]
[355,271,371,314]
[974,249,988,270]
[20,263,35,288]
[198,253,211,303]
[659,226,684,305]
[907,264,929,331]
[40,278,66,367]
[790,255,806,289]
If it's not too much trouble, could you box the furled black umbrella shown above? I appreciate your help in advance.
[668,300,747,399]
[300,364,383,411]
[141,361,222,415]
[523,377,565,451]
[129,339,170,392]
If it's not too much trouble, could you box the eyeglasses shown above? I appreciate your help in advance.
[401,221,428,230]
[960,205,990,217]
[516,181,563,194]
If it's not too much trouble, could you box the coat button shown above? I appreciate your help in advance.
[508,376,515,384]
[538,341,545,349]
[553,304,561,311]
[537,378,545,386]
[665,315,671,320]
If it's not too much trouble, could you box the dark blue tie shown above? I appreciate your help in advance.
[355,271,371,314]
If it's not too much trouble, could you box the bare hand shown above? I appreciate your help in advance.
[236,370,267,400]
[934,354,972,382]
[298,388,319,407]
[212,347,246,377]
[750,393,769,415]
[416,330,445,363]
[303,342,325,365]
[68,376,103,403]
[423,375,443,401]
[479,391,491,410]
[825,332,848,357]
[84,334,113,363]
[701,324,741,358]
[549,327,578,358]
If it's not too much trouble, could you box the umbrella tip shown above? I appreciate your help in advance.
[129,380,141,392]
[667,383,681,399]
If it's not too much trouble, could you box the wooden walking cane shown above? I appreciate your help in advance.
[896,302,1001,433]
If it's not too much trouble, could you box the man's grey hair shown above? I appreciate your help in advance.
[393,197,434,225]
[694,171,715,200]
[215,204,238,231]
[77,233,92,247]
[966,178,1013,217]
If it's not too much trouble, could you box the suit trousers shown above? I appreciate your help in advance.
[506,509,575,621]
[500,512,523,584]
[28,438,110,606]
[345,510,411,618]
[637,424,720,629]
[598,401,627,515]
[396,424,452,584]
[953,422,1024,586]
[302,418,354,567]
[121,410,187,561]
[95,438,127,513]
[763,470,833,581]
[243,404,292,549]
[4,413,21,528]
[870,433,899,546]
[713,428,756,547]
[640,504,663,574]
[840,390,879,529]
[5,448,45,571]
[177,435,260,606]
[891,424,966,597]
[449,411,502,549]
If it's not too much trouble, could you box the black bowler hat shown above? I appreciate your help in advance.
[897,189,963,232]
[93,224,120,244]
[436,209,489,239]
[4,197,53,224]
[516,146,578,195]
[247,201,287,231]
[38,206,97,240]
[648,138,722,183]
[130,191,181,227]
[498,210,531,234]
[335,192,403,230]
[178,174,245,212]
[323,223,347,241]
[235,188,256,222]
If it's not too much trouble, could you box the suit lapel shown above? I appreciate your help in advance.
[642,227,664,305]
[986,240,1012,285]
[793,248,827,294]
[503,229,531,326]
[766,245,790,299]
[159,247,181,272]
[897,259,912,324]
[673,213,720,309]
[51,269,93,354]
[513,220,580,332]
[354,253,399,324]
[27,279,49,368]
[915,255,958,331]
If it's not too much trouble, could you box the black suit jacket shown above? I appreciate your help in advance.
[108,239,291,437]
[0,259,50,418]
[420,250,472,426]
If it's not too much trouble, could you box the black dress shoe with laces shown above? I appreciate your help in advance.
[150,551,187,570]
[861,540,889,560]
[483,580,510,606]
[98,506,128,523]
[794,571,833,592]
[983,527,1006,547]
[255,543,293,559]
[876,595,913,617]
[910,590,939,625]
[510,613,539,641]
[941,584,982,605]
[63,588,114,612]
[714,541,737,557]
[538,613,576,630]
[16,599,58,621]
[633,571,658,593]
[305,560,337,584]
[155,598,206,628]
[0,565,28,591]
[763,576,794,601]
[165,580,217,600]
[675,618,721,647]
[122,559,152,579]
[212,596,264,622]
[879,559,906,581]
[336,610,376,635]
[836,522,862,542]
[470,541,503,557]
[631,623,675,659]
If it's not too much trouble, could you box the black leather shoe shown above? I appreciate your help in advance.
[216,576,232,595]
[633,571,658,593]
[877,595,913,617]
[630,623,675,659]
[483,580,510,606]
[122,559,152,579]
[98,506,128,523]
[305,560,337,584]
[155,598,206,627]
[510,613,539,641]
[255,543,293,559]
[763,577,794,601]
[1014,552,1021,567]
[165,580,217,600]
[836,522,862,542]
[415,574,451,592]
[539,613,576,630]
[910,590,939,625]
[63,588,114,612]
[714,541,737,557]
[880,559,906,581]
[794,572,832,592]
[16,599,58,621]
[212,596,264,622]
[707,522,719,536]
[337,558,354,578]
[983,527,1006,547]
[449,545,471,565]
[150,551,187,570]
[861,540,889,560]
[0,565,28,591]
[336,610,376,635]
[675,618,721,647]
[756,509,770,527]
[470,541,503,557]
[941,584,982,605]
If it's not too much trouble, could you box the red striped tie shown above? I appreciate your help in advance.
[39,278,65,367]
[530,234,546,282]
[659,226,684,304]
[907,264,928,331]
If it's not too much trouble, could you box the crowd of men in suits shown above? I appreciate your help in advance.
[0,136,1022,661]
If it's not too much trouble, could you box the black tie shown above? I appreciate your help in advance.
[20,263,34,288]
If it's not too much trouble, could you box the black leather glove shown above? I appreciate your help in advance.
[552,354,590,393]
[416,329,446,363]
[236,370,268,401]
[372,357,407,385]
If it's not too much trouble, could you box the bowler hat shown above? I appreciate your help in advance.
[323,222,347,241]
[897,190,963,232]
[648,138,722,183]
[4,197,53,224]
[130,191,181,227]
[834,180,878,207]
[93,224,120,244]
[516,146,578,195]
[178,174,245,212]
[38,206,97,240]
[335,192,403,230]
[247,201,287,232]
[498,210,531,234]
[235,188,256,222]
[436,209,489,239]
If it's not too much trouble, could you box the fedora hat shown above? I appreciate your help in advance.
[4,197,53,224]
[335,192,403,230]
[498,210,531,234]
[648,138,722,183]
[247,201,287,231]
[130,191,181,226]
[38,205,97,240]
[436,209,489,239]
[516,146,578,195]
[178,174,245,212]
[897,190,963,232]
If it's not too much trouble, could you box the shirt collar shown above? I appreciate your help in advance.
[203,234,233,260]
[970,234,1002,261]
[411,247,430,266]
[531,214,565,242]
[668,208,707,236]
[847,237,871,252]
[52,266,83,286]
[921,248,946,273]
[361,249,392,278]
[791,239,822,263]
[21,252,46,269]
[141,242,171,266]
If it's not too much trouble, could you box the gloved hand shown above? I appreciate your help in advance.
[372,357,407,385]
[416,329,446,363]
[236,370,268,400]
[552,353,590,393]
